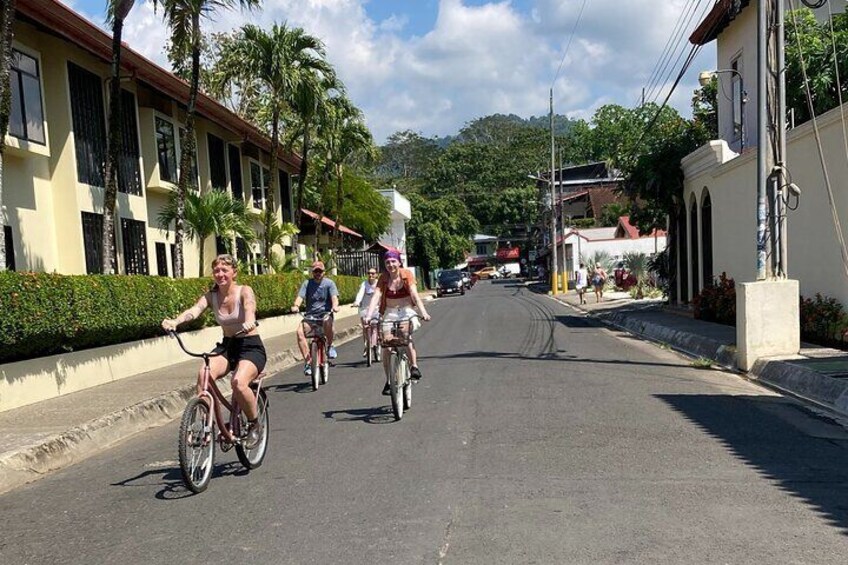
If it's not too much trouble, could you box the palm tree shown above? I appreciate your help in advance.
[213,22,334,267]
[152,0,259,278]
[158,189,256,275]
[258,209,298,272]
[101,0,136,274]
[318,95,375,248]
[0,0,17,271]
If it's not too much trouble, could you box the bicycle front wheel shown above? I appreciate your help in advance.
[236,389,269,470]
[390,354,405,421]
[310,341,320,390]
[178,398,215,494]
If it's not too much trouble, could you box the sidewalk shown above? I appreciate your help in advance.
[0,314,365,495]
[545,284,848,420]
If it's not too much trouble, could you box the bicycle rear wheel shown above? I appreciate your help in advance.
[366,337,373,367]
[320,344,329,385]
[236,389,269,470]
[310,341,320,390]
[178,398,215,493]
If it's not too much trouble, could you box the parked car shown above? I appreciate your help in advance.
[436,269,466,297]
[460,270,472,289]
[474,266,500,280]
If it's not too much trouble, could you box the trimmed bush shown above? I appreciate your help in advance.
[693,272,736,326]
[0,271,359,364]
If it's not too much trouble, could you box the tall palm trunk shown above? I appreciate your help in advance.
[333,163,343,248]
[0,0,16,272]
[265,111,279,267]
[292,124,310,266]
[174,13,201,278]
[101,13,127,274]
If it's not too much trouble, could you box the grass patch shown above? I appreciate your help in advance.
[691,357,714,369]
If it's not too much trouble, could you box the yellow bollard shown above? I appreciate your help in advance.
[550,272,559,294]
[562,271,569,294]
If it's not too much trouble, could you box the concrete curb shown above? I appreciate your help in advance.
[0,325,362,495]
[752,358,848,416]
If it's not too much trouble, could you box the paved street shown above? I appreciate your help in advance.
[2,281,848,564]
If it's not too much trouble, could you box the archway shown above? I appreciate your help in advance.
[689,196,700,298]
[701,190,713,288]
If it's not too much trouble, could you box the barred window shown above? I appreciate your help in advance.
[68,62,106,187]
[228,145,243,200]
[118,90,142,195]
[208,133,227,191]
[4,225,15,271]
[9,49,45,144]
[121,218,149,275]
[250,162,264,210]
[155,242,168,276]
[81,212,104,274]
[236,237,248,265]
[155,117,177,183]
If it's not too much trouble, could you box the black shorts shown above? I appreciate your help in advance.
[214,335,267,373]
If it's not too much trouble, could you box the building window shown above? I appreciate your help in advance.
[118,90,142,195]
[731,58,743,139]
[9,49,45,144]
[81,212,104,274]
[179,127,199,190]
[155,242,168,276]
[208,133,227,191]
[476,244,488,256]
[4,225,15,271]
[155,116,177,183]
[170,243,177,276]
[254,253,264,274]
[68,62,106,187]
[236,237,248,265]
[250,162,269,210]
[121,218,149,275]
[228,144,243,200]
[215,235,228,255]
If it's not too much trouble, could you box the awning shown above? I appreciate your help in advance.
[300,208,362,238]
[367,241,402,254]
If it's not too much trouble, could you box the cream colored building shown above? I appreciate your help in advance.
[680,0,848,307]
[2,0,299,278]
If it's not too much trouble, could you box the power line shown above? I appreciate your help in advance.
[552,0,589,88]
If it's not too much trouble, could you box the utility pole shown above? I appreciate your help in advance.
[559,148,567,292]
[756,0,770,280]
[549,88,558,294]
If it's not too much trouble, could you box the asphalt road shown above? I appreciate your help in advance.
[2,280,848,564]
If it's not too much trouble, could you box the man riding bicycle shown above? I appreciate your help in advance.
[364,250,431,395]
[291,260,340,377]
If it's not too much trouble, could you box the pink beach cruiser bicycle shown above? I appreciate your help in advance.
[167,329,270,493]
[302,312,332,390]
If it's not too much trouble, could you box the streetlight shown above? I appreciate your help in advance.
[528,172,557,291]
[699,69,747,152]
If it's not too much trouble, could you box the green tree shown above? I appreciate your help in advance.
[101,0,136,274]
[406,193,478,278]
[257,209,299,273]
[153,0,259,277]
[158,189,256,275]
[0,0,16,271]
[212,22,333,266]
[337,173,391,242]
[375,130,441,188]
[599,202,630,227]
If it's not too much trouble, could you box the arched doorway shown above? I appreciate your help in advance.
[678,208,689,303]
[701,190,713,288]
[689,197,700,298]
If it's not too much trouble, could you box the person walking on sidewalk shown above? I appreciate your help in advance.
[365,250,431,396]
[591,264,608,303]
[291,261,340,377]
[161,254,266,447]
[575,263,589,305]
[353,268,380,357]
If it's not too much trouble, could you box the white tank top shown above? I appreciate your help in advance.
[210,286,245,331]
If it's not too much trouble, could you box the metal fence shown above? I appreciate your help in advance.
[335,250,383,277]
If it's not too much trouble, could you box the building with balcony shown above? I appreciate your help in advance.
[2,0,300,277]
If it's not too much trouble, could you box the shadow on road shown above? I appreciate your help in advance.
[111,461,247,500]
[267,382,314,394]
[323,405,398,425]
[657,393,848,536]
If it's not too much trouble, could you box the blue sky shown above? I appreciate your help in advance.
[65,0,715,144]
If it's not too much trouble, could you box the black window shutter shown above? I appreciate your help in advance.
[3,225,15,271]
[228,145,243,200]
[155,242,168,276]
[81,212,104,274]
[118,89,142,195]
[208,133,227,191]
[68,63,106,187]
[121,218,149,275]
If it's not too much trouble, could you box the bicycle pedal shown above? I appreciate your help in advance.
[220,441,233,452]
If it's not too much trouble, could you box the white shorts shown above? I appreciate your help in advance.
[381,306,421,332]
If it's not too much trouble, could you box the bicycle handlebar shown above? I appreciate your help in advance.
[300,312,333,322]
[166,323,257,358]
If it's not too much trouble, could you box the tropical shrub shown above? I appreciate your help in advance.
[0,270,359,364]
[800,293,847,348]
[693,272,736,325]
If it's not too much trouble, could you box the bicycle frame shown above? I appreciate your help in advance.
[169,331,264,447]
[302,313,331,364]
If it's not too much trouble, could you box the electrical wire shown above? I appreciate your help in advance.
[638,0,699,106]
[787,0,848,278]
[552,0,589,88]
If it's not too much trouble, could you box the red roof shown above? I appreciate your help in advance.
[616,216,666,239]
[689,0,750,46]
[301,208,362,238]
[18,0,301,171]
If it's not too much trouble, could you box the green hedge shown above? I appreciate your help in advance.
[0,271,361,364]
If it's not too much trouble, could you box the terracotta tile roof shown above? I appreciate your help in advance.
[587,186,626,217]
[616,215,667,239]
[301,208,362,238]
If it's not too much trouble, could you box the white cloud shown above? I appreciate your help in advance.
[104,0,715,143]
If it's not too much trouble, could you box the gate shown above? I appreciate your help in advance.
[335,250,382,276]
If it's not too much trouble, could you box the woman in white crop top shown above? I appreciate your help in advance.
[162,254,266,447]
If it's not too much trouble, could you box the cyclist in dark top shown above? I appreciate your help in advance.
[291,260,340,376]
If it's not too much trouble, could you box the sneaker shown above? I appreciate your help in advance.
[303,363,313,376]
[382,382,391,396]
[410,366,422,381]
[328,346,338,359]
[362,346,368,358]
[244,421,262,449]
